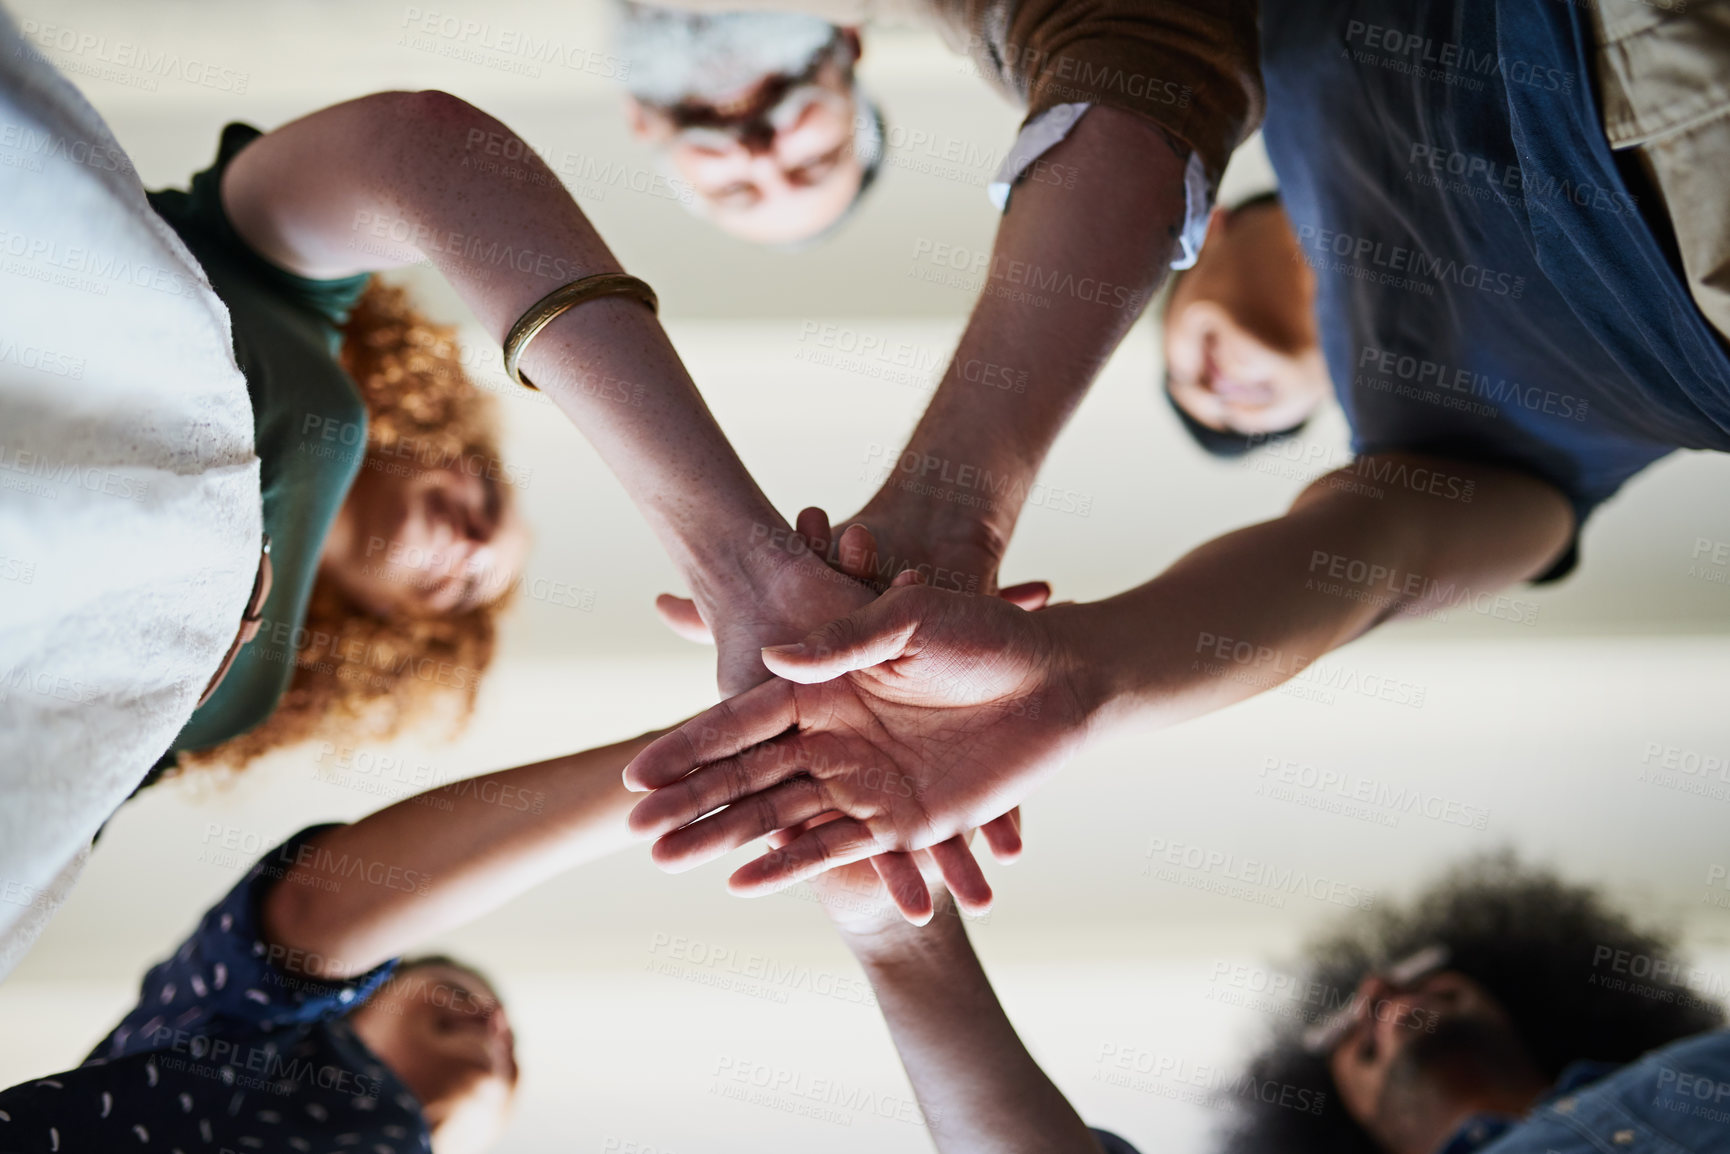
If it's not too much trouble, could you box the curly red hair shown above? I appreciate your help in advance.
[182,281,512,771]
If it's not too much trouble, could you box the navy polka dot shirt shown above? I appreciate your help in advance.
[0,827,430,1154]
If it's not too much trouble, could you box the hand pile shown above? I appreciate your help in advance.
[626,505,1094,922]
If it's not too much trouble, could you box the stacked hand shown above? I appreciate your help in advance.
[682,508,880,697]
[771,814,975,942]
[824,492,1011,599]
[631,533,1096,922]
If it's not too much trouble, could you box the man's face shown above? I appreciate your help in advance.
[349,963,518,1154]
[626,33,865,246]
[1329,970,1547,1154]
[1163,200,1332,436]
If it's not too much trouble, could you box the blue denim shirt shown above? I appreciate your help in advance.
[1445,1032,1730,1154]
[1261,0,1730,581]
[1090,1034,1730,1154]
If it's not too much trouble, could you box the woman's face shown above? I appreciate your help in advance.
[1163,201,1333,436]
[349,963,518,1154]
[321,453,529,619]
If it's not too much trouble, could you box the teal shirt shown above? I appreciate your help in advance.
[145,123,372,777]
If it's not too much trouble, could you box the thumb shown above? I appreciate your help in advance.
[654,594,714,644]
[998,581,1051,611]
[761,587,925,683]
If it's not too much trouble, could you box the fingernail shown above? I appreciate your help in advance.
[762,643,807,658]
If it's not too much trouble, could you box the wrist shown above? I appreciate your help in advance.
[841,904,972,971]
[1037,599,1138,736]
[679,507,801,614]
[854,489,1011,591]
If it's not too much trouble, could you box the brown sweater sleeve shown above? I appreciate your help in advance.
[936,0,1263,183]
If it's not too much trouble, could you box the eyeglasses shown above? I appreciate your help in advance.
[1301,943,1451,1055]
[665,36,852,154]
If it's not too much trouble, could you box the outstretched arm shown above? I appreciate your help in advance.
[261,729,660,979]
[791,829,1107,1154]
[848,911,1105,1154]
[626,454,1573,909]
[835,108,1189,591]
[221,90,869,693]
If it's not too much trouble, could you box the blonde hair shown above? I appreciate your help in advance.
[180,281,510,772]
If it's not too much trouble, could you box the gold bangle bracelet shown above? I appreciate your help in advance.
[501,273,659,389]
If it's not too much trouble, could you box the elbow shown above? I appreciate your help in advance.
[392,88,501,152]
[259,872,345,980]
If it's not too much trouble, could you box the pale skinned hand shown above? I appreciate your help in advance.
[624,570,1091,923]
[768,813,1001,940]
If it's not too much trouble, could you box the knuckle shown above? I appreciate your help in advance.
[720,757,753,803]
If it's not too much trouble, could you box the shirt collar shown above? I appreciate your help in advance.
[1435,1061,1622,1154]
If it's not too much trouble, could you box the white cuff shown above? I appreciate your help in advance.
[987,102,1212,271]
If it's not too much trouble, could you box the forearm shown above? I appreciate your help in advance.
[846,917,1101,1154]
[222,91,787,594]
[868,108,1187,561]
[262,730,661,979]
[1052,455,1574,732]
